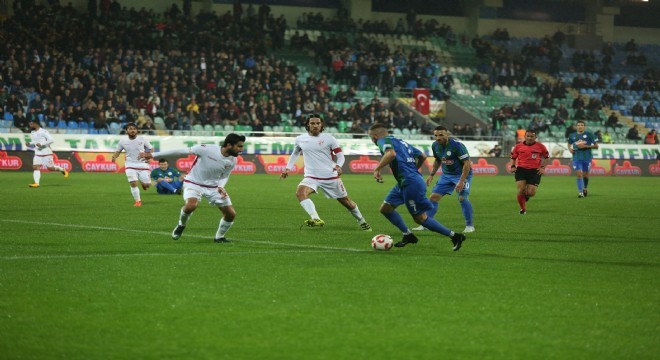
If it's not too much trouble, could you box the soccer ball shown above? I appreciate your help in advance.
[371,234,393,251]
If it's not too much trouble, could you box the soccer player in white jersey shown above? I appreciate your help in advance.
[140,133,246,243]
[280,114,371,231]
[26,119,69,187]
[111,123,153,207]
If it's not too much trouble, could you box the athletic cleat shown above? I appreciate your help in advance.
[583,188,588,197]
[172,225,185,240]
[359,222,372,232]
[464,225,475,233]
[451,233,466,251]
[394,233,419,247]
[303,218,325,228]
[412,225,427,231]
[214,237,231,243]
[134,201,142,207]
[28,183,40,188]
[62,169,69,178]
[578,193,584,198]
[519,209,526,215]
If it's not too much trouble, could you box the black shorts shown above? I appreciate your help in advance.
[514,167,542,186]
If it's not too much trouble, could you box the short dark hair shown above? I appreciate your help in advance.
[158,158,168,164]
[576,120,586,125]
[434,126,448,131]
[368,123,388,132]
[223,133,246,147]
[525,129,537,136]
[125,122,138,130]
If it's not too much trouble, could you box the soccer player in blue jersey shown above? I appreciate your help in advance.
[568,120,599,198]
[368,123,465,251]
[413,126,474,233]
[151,159,184,194]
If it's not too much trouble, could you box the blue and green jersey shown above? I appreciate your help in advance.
[568,131,597,161]
[376,136,424,188]
[432,138,472,176]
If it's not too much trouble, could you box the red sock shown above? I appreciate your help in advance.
[517,194,526,211]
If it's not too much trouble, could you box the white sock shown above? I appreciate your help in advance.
[51,165,64,172]
[300,199,319,219]
[349,206,366,223]
[130,186,140,201]
[33,170,41,184]
[215,218,234,239]
[179,208,192,226]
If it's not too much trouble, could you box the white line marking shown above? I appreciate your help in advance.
[2,250,336,261]
[0,219,370,260]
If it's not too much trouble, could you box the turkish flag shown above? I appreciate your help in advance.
[413,88,430,115]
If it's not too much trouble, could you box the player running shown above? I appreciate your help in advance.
[368,123,465,251]
[509,129,550,214]
[111,123,153,207]
[26,119,69,187]
[280,113,371,231]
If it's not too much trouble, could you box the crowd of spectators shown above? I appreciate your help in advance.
[0,1,303,134]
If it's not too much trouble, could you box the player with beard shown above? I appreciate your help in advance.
[111,123,153,206]
[140,133,246,243]
[280,113,371,231]
[26,119,69,187]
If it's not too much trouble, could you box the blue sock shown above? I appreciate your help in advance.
[421,217,452,237]
[159,181,177,193]
[577,178,584,192]
[583,177,589,189]
[460,197,473,226]
[427,201,439,218]
[382,211,409,233]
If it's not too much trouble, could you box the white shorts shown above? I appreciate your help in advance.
[299,177,348,199]
[183,182,232,207]
[33,155,54,167]
[125,168,151,184]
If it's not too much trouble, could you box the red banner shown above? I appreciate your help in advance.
[413,88,430,115]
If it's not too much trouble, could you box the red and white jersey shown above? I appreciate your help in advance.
[30,128,54,156]
[116,136,153,170]
[185,144,237,188]
[293,133,342,179]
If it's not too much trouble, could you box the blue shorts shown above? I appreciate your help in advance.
[432,174,473,197]
[572,160,591,172]
[384,177,434,216]
[156,180,183,194]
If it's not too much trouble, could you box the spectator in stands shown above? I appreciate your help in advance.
[565,124,576,140]
[594,130,603,143]
[602,130,612,144]
[605,112,623,131]
[473,122,484,140]
[574,107,587,121]
[13,108,29,133]
[488,144,502,157]
[626,125,642,142]
[516,126,526,143]
[551,110,566,128]
[644,130,658,145]
[646,102,658,117]
[631,102,645,117]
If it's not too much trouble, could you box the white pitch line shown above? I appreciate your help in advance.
[2,250,336,261]
[0,219,371,259]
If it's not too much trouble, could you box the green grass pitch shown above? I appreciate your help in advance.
[1,172,659,359]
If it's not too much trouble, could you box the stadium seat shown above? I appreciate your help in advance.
[4,113,13,121]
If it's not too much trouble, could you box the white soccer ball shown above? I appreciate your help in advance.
[371,234,393,251]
